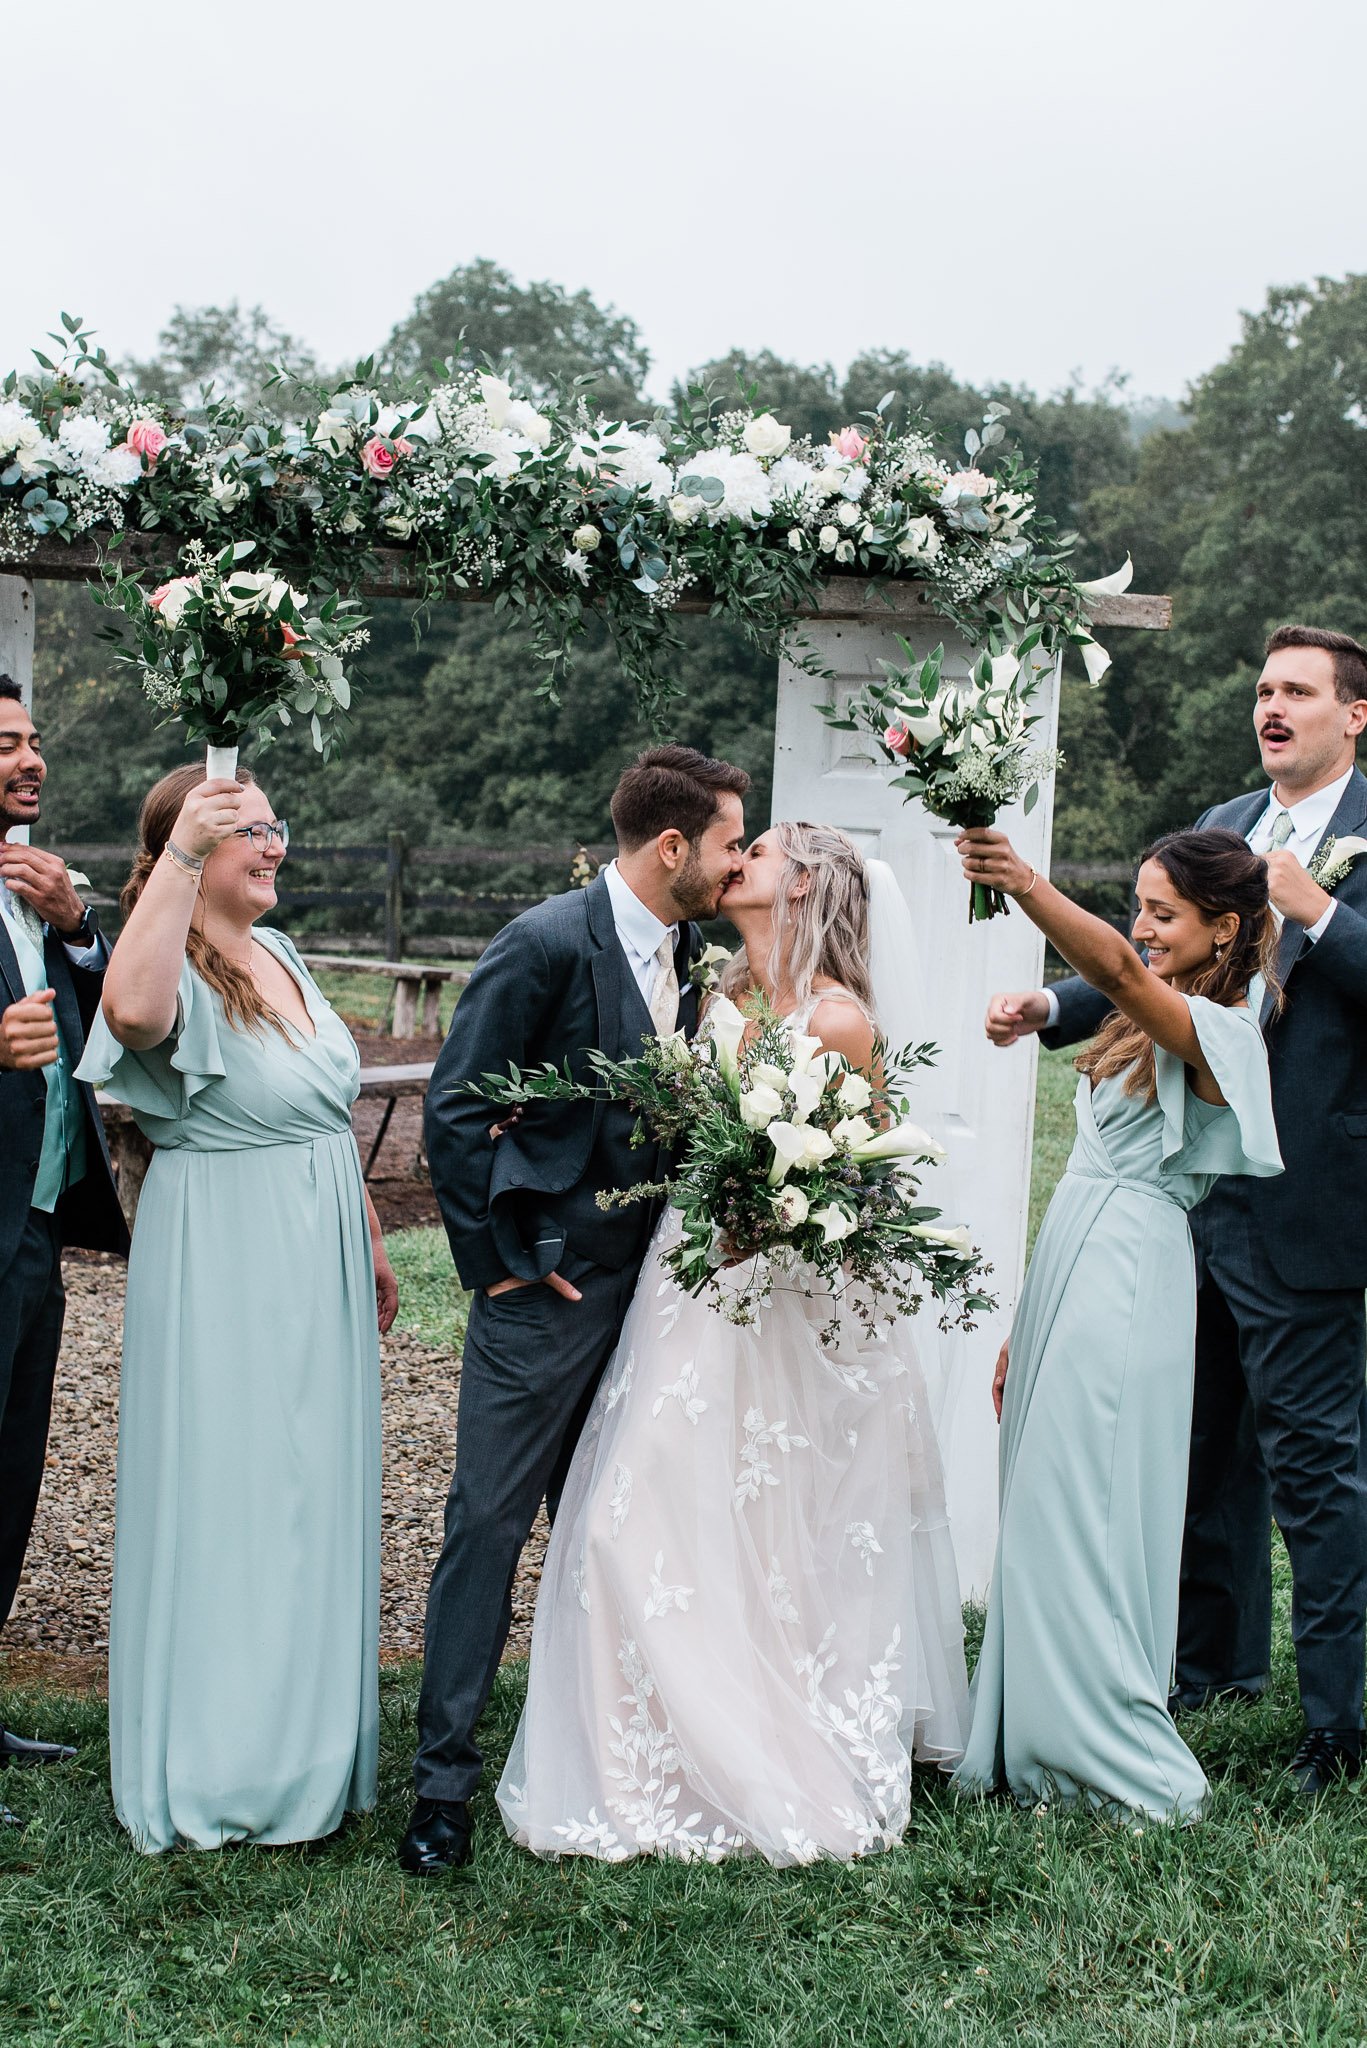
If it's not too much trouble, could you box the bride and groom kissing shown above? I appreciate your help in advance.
[400,745,971,1871]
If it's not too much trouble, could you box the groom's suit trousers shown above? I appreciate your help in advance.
[413,1248,644,1804]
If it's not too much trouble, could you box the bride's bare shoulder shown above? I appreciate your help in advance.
[808,988,876,1071]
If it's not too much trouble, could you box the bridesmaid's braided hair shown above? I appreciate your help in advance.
[1076,828,1282,1102]
[121,763,291,1041]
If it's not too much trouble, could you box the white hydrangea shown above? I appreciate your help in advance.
[0,401,44,464]
[53,414,111,474]
[767,453,823,516]
[89,445,142,490]
[818,450,870,501]
[568,426,673,505]
[674,446,774,527]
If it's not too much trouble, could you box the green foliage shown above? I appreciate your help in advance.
[123,302,324,416]
[381,257,651,418]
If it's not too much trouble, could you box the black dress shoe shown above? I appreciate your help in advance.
[0,1728,77,1768]
[1167,1684,1262,1719]
[1286,1729,1362,1797]
[398,1798,473,1874]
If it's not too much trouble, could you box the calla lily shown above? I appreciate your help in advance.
[810,1201,858,1245]
[766,1119,836,1185]
[786,1031,825,1075]
[831,1114,876,1150]
[1074,557,1134,688]
[907,1220,974,1254]
[788,1067,828,1123]
[708,995,748,1086]
[850,1122,946,1165]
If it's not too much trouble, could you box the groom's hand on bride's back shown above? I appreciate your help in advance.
[486,1271,584,1302]
[985,991,1052,1046]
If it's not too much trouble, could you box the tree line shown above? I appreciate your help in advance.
[26,263,1367,878]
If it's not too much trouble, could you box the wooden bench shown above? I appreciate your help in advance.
[98,1059,436,1225]
[300,954,470,1038]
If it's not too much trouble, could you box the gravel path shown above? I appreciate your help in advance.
[3,1251,548,1688]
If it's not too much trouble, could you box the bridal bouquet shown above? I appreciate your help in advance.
[95,538,369,768]
[470,996,994,1337]
[828,634,1062,921]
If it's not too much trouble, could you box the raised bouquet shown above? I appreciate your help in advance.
[470,994,994,1338]
[95,537,369,771]
[828,634,1062,922]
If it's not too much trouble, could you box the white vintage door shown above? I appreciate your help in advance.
[771,616,1061,1597]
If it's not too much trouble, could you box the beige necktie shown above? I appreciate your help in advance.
[648,933,680,1038]
[1269,809,1294,851]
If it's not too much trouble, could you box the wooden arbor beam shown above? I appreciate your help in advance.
[0,534,1171,631]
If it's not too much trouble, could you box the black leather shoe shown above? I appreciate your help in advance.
[1287,1729,1362,1797]
[398,1798,473,1874]
[1168,1684,1262,1719]
[0,1728,77,1768]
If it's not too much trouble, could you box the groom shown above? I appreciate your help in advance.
[400,745,749,1872]
[987,623,1367,1794]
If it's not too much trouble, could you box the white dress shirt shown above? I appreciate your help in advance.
[602,859,679,1006]
[1040,766,1354,1029]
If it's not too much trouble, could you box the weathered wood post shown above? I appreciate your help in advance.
[384,829,406,967]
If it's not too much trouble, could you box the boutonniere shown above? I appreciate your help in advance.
[1308,835,1367,890]
[690,944,732,993]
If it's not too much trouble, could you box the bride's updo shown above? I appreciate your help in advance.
[721,820,876,1020]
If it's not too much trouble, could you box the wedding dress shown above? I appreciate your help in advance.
[497,969,969,1865]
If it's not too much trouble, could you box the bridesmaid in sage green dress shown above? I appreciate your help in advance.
[951,826,1282,1822]
[78,765,398,1854]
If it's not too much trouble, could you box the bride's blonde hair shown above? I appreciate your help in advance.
[720,820,876,1021]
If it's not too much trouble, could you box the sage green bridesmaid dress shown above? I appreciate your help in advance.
[955,995,1281,1823]
[78,930,381,1854]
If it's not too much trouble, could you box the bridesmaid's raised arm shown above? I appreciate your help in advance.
[102,781,244,1049]
[956,828,1241,1099]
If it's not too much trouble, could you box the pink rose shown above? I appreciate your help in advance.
[946,467,992,496]
[280,622,305,659]
[126,419,169,469]
[360,435,413,479]
[830,426,868,462]
[883,722,913,759]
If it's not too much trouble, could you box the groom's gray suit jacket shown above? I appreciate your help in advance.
[1045,766,1367,1290]
[424,873,702,1291]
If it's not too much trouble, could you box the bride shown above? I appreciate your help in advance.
[497,821,969,1864]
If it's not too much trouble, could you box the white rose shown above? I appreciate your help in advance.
[815,464,846,499]
[221,569,276,613]
[208,471,244,510]
[837,501,861,529]
[572,524,601,552]
[787,528,804,552]
[338,509,362,534]
[312,410,355,456]
[897,515,942,563]
[770,1185,810,1230]
[749,1061,789,1094]
[156,576,199,628]
[506,398,552,448]
[818,524,839,553]
[478,374,512,427]
[669,493,701,526]
[810,1202,858,1245]
[742,413,792,460]
[383,514,414,539]
[831,1114,876,1150]
[837,1069,874,1112]
[835,540,856,564]
[740,1082,785,1130]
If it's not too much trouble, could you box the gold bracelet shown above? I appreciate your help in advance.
[1019,867,1039,898]
[163,839,204,876]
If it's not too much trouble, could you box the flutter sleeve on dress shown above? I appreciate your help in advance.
[1154,994,1283,1180]
[75,958,227,1127]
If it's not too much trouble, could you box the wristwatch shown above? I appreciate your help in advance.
[60,905,98,947]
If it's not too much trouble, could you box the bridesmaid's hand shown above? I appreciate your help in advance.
[992,1338,1010,1421]
[374,1242,399,1334]
[956,827,1035,898]
[172,778,245,862]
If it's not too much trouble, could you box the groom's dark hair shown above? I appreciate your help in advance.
[611,746,750,852]
[1266,624,1367,703]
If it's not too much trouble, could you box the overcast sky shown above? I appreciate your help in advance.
[8,0,1365,409]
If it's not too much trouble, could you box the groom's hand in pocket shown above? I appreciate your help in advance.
[486,1271,583,1303]
[985,990,1051,1046]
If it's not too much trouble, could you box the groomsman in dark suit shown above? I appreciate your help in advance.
[0,676,127,1823]
[984,624,1367,1795]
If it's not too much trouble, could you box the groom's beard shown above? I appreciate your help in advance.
[670,847,728,922]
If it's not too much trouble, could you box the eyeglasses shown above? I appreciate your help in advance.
[233,820,290,853]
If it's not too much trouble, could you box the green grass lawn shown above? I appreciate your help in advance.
[5,1055,1364,2048]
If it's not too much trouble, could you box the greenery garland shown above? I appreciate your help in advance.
[0,315,1105,744]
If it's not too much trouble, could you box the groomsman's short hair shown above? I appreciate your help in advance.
[612,746,751,851]
[0,675,22,702]
[1266,624,1367,703]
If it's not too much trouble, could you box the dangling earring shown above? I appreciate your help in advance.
[1213,942,1226,960]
